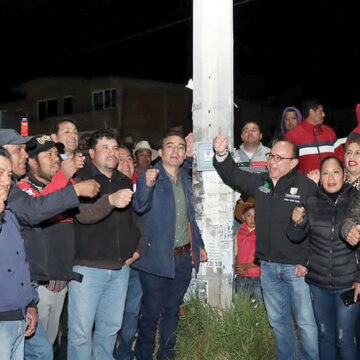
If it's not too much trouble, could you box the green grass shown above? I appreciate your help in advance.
[175,295,276,360]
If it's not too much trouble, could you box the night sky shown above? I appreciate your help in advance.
[1,0,359,132]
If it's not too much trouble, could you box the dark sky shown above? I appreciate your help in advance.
[0,0,359,115]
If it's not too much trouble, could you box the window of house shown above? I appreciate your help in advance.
[63,96,73,115]
[92,89,116,111]
[38,98,58,120]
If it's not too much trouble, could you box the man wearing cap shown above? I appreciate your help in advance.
[0,146,37,360]
[134,140,157,173]
[16,135,83,346]
[0,129,100,360]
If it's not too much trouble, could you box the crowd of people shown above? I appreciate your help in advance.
[215,99,360,360]
[2,97,360,360]
[0,120,207,360]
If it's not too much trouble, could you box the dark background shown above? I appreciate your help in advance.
[0,0,359,138]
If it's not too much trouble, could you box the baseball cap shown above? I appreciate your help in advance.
[27,135,65,158]
[0,129,34,147]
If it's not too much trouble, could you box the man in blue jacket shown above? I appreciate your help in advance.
[133,131,207,360]
[0,147,37,359]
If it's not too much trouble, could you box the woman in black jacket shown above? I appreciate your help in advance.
[288,156,360,360]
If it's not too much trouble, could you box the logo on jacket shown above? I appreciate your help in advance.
[258,181,271,194]
[284,187,301,203]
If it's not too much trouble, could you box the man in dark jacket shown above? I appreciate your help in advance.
[0,147,37,359]
[16,135,83,345]
[0,129,100,360]
[213,136,319,360]
[132,131,207,360]
[68,130,141,360]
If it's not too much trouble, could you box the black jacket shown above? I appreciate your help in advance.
[6,175,79,281]
[287,183,360,288]
[214,153,318,265]
[17,173,77,281]
[74,162,140,269]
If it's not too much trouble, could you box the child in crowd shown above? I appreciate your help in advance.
[234,198,262,301]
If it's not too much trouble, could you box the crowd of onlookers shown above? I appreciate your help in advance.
[2,97,360,360]
[0,119,207,360]
[220,99,360,360]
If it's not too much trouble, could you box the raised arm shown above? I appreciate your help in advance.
[213,135,260,197]
[133,168,158,214]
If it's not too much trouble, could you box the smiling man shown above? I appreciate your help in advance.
[132,131,207,360]
[285,99,344,174]
[213,136,319,360]
[0,147,37,360]
[16,135,79,347]
[234,121,270,174]
[51,119,79,160]
[68,130,141,360]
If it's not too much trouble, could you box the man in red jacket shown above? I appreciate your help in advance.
[285,100,344,174]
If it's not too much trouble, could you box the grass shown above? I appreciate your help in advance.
[175,295,276,360]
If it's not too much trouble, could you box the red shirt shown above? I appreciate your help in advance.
[236,223,260,277]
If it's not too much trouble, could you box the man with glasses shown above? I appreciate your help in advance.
[213,137,319,360]
[234,121,270,174]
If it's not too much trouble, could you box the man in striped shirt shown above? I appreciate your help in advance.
[285,99,344,174]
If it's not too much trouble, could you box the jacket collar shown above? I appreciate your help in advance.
[261,168,298,190]
[83,159,127,181]
[240,142,263,153]
[318,182,354,201]
[301,119,324,133]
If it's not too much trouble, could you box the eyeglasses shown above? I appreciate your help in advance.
[265,152,295,162]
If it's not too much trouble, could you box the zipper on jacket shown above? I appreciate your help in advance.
[313,125,322,162]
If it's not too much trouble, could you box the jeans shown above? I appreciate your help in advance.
[114,268,143,360]
[0,320,27,360]
[135,252,192,360]
[24,284,53,360]
[260,261,319,360]
[67,265,130,360]
[236,276,263,302]
[310,284,360,360]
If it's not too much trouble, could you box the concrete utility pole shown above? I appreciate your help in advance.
[192,0,234,307]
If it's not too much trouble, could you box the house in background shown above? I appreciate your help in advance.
[0,76,192,148]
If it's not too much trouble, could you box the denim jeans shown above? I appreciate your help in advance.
[0,320,27,360]
[135,252,192,360]
[24,284,53,360]
[113,267,143,360]
[236,276,263,302]
[67,265,130,360]
[260,261,319,360]
[310,284,360,360]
